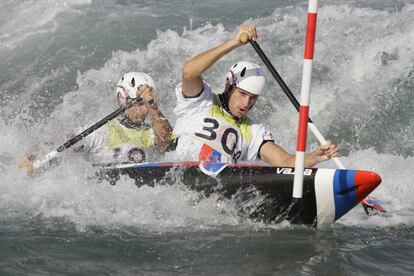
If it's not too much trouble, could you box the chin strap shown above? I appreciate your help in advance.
[218,86,233,117]
[118,114,143,129]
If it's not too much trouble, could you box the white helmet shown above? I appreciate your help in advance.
[116,72,155,100]
[226,61,265,96]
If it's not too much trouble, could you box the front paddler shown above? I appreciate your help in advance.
[172,23,339,166]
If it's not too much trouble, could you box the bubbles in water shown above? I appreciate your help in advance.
[1,1,413,230]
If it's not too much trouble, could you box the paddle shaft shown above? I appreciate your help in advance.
[250,41,311,120]
[248,40,345,169]
[57,97,140,152]
[33,97,140,169]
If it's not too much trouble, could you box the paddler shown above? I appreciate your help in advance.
[172,24,339,166]
[20,72,172,176]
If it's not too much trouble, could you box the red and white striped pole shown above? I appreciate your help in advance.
[293,0,319,199]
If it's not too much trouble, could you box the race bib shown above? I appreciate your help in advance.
[193,117,244,163]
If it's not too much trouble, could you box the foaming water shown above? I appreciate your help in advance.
[1,1,414,274]
[0,0,91,50]
[1,1,413,230]
[2,152,254,232]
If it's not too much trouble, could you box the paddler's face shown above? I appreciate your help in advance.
[228,87,258,118]
[126,101,148,123]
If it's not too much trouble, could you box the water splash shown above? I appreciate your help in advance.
[1,2,413,230]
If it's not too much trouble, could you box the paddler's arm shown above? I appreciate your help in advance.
[181,24,259,97]
[259,140,339,168]
[140,85,173,153]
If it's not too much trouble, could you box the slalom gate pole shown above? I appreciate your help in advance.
[292,0,319,199]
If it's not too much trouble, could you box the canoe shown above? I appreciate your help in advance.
[99,162,381,228]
